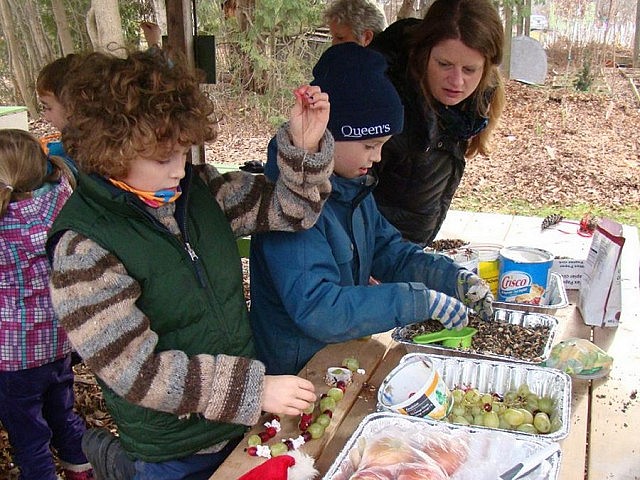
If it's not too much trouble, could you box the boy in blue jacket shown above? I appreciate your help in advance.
[250,43,493,375]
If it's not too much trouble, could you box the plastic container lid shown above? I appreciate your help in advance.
[466,243,503,261]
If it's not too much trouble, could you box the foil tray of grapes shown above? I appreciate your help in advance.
[378,353,571,442]
[393,308,559,364]
[323,411,562,480]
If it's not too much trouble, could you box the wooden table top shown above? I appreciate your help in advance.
[211,211,640,479]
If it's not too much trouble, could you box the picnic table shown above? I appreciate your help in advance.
[211,210,640,479]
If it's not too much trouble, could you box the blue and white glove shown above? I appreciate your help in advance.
[456,269,494,321]
[426,289,469,330]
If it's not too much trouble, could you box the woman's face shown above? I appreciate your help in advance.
[427,39,485,106]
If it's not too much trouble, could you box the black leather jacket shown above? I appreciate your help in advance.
[370,19,487,246]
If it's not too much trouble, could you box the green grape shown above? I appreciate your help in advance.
[504,390,518,403]
[315,413,331,428]
[464,413,474,424]
[525,395,539,411]
[504,408,525,426]
[517,423,538,434]
[518,408,534,425]
[483,411,500,429]
[452,405,466,417]
[452,415,470,425]
[538,396,555,415]
[319,396,336,413]
[492,401,506,414]
[517,384,531,397]
[302,402,315,415]
[498,416,513,430]
[550,415,563,433]
[307,422,325,439]
[464,389,480,405]
[533,412,551,433]
[342,357,360,372]
[472,414,484,426]
[481,393,493,405]
[269,442,289,457]
[470,405,483,416]
[246,434,262,446]
[452,389,464,404]
[326,387,344,402]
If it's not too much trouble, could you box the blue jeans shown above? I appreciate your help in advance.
[133,437,242,480]
[0,355,87,480]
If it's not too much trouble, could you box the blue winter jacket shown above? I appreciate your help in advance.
[250,143,462,374]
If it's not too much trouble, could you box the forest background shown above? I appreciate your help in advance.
[1,0,640,477]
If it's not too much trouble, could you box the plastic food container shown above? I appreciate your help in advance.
[377,353,571,441]
[467,243,503,297]
[323,412,562,480]
[377,355,452,420]
[393,308,560,365]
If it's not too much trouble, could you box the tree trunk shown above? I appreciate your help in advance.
[633,0,640,67]
[24,0,55,65]
[0,0,38,116]
[86,0,126,55]
[151,0,168,34]
[503,3,513,79]
[51,0,75,55]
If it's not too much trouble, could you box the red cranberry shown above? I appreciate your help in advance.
[247,446,258,456]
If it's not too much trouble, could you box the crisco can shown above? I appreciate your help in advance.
[498,246,554,304]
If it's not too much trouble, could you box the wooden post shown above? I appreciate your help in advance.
[164,0,205,164]
[165,0,194,68]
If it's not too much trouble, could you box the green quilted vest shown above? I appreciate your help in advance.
[48,169,255,462]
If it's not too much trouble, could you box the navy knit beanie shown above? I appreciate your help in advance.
[311,42,404,142]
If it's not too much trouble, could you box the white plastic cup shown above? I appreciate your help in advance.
[378,357,452,420]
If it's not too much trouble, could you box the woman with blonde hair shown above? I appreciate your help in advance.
[370,0,506,246]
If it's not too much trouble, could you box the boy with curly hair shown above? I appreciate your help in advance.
[47,48,334,479]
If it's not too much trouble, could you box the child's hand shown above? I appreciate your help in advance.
[263,375,316,416]
[455,269,494,321]
[425,289,469,330]
[289,85,330,153]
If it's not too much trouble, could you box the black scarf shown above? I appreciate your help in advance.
[435,96,489,141]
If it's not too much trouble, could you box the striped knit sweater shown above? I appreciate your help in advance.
[49,124,333,428]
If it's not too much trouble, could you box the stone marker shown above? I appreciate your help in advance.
[510,35,548,85]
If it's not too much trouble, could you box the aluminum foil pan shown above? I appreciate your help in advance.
[392,307,559,364]
[494,272,569,314]
[377,353,571,441]
[323,412,562,480]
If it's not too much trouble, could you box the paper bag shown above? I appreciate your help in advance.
[577,218,625,327]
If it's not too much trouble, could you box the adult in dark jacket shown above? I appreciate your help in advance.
[369,0,506,246]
